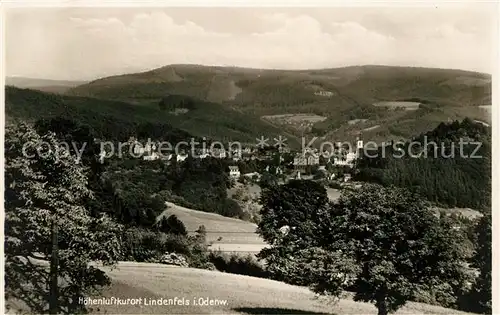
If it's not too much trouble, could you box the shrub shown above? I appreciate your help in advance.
[328,181,342,189]
[159,252,189,267]
[157,215,188,236]
[238,211,252,222]
[219,199,244,218]
[208,251,269,279]
[121,227,191,262]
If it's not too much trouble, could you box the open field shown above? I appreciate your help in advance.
[326,188,341,201]
[362,125,380,131]
[228,183,262,200]
[478,105,492,114]
[439,76,491,86]
[160,186,340,253]
[373,101,421,110]
[84,264,474,315]
[432,207,484,220]
[5,261,475,314]
[347,118,368,125]
[159,202,267,252]
[261,113,328,129]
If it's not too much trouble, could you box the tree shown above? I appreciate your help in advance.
[4,122,123,314]
[468,214,491,313]
[34,116,98,167]
[259,172,278,189]
[195,225,207,242]
[355,119,491,211]
[256,180,354,286]
[257,180,328,248]
[158,215,188,236]
[257,182,469,315]
[34,117,106,218]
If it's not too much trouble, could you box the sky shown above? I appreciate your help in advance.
[4,5,497,81]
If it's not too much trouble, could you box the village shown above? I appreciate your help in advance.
[98,137,367,185]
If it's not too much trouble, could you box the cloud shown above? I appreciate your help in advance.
[5,8,493,80]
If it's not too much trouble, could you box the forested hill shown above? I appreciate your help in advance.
[5,86,287,144]
[68,64,491,111]
[66,64,491,143]
[356,118,491,212]
[5,86,192,143]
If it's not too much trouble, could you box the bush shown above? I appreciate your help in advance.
[159,252,189,267]
[238,211,252,222]
[157,215,188,236]
[121,227,192,262]
[208,251,269,279]
[219,199,244,218]
[411,284,458,308]
[328,181,342,189]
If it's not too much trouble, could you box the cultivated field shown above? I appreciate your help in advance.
[362,125,380,131]
[478,105,492,114]
[159,202,267,253]
[89,264,474,315]
[373,101,421,110]
[432,207,484,220]
[261,113,327,130]
[347,118,368,125]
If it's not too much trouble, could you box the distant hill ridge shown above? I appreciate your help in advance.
[5,86,290,145]
[66,64,491,143]
[6,64,491,144]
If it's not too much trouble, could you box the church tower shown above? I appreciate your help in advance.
[356,137,363,158]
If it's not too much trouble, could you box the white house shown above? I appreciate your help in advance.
[334,150,358,167]
[162,153,173,161]
[307,154,320,165]
[199,153,210,159]
[133,143,145,155]
[229,166,240,179]
[212,149,227,159]
[98,150,107,164]
[293,156,307,166]
[275,166,283,175]
[145,143,156,152]
[346,152,357,163]
[314,90,334,97]
[293,152,319,167]
[177,154,188,162]
[143,152,159,161]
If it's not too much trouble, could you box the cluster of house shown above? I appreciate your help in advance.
[314,90,335,97]
[226,139,364,182]
[98,137,272,163]
[98,137,363,184]
[292,139,363,168]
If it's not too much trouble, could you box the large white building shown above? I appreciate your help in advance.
[293,152,320,167]
[177,154,188,162]
[333,138,363,167]
[229,166,240,179]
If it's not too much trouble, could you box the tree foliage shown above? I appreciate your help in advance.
[467,214,492,313]
[257,182,470,315]
[356,119,491,211]
[157,215,188,236]
[4,122,123,314]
